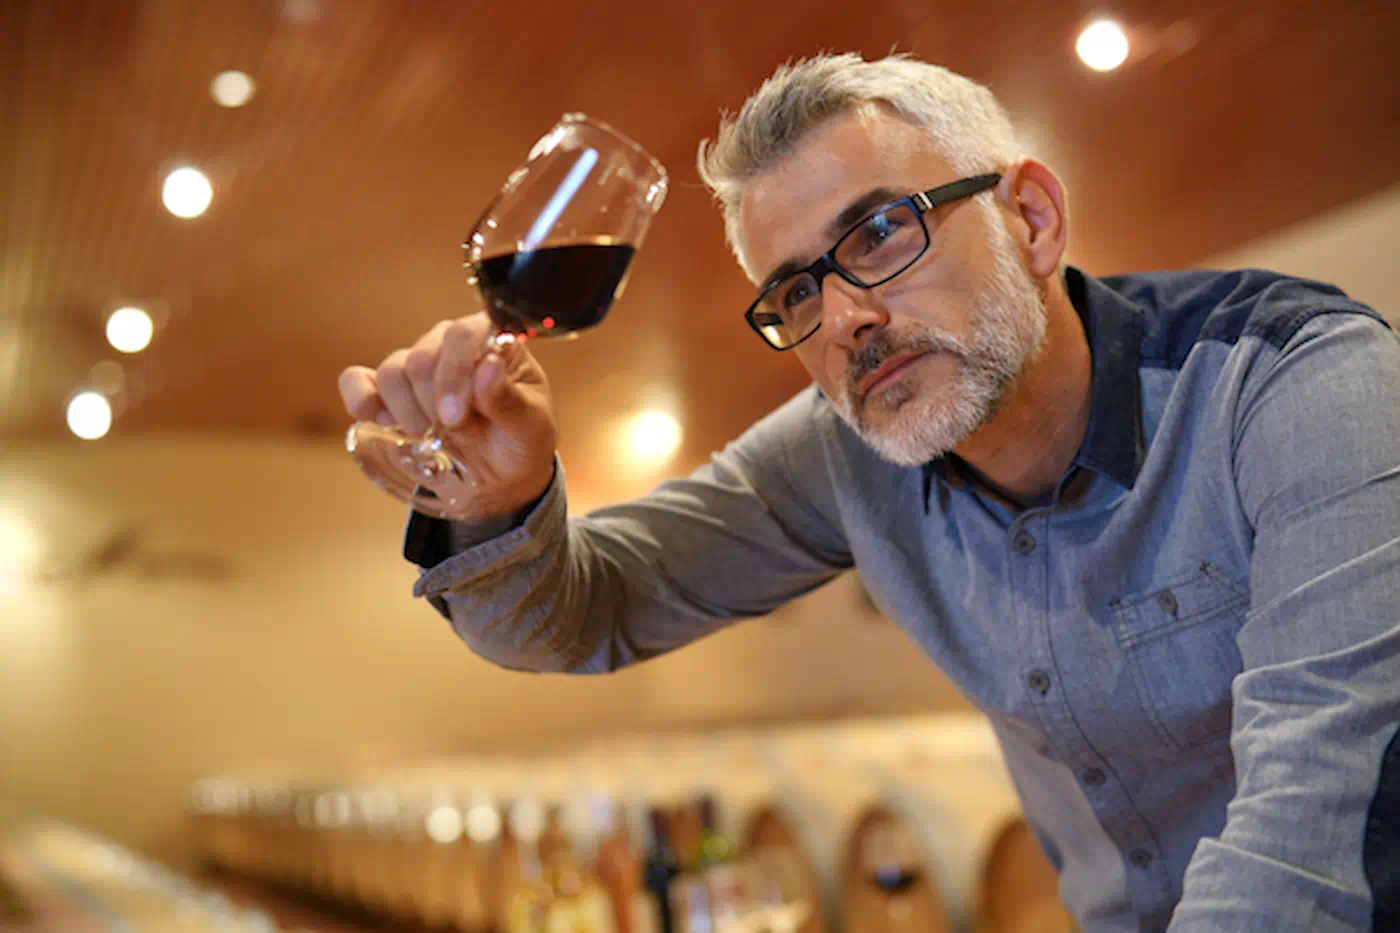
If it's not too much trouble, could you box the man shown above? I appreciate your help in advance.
[339,53,1400,931]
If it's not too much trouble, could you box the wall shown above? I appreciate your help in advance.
[0,438,965,860]
[1201,183,1400,321]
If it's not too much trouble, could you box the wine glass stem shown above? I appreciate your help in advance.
[385,426,451,485]
[410,328,518,480]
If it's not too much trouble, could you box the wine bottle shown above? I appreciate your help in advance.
[506,799,554,933]
[540,804,571,867]
[543,791,617,933]
[694,796,735,870]
[588,794,641,933]
[642,808,680,933]
[544,846,615,933]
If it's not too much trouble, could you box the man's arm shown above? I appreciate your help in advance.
[1170,310,1400,931]
[404,387,854,674]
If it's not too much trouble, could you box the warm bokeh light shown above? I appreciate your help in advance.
[210,70,256,108]
[508,799,544,843]
[0,514,38,595]
[424,804,463,844]
[105,306,154,354]
[1077,19,1130,71]
[625,409,682,465]
[162,167,213,218]
[66,391,112,440]
[465,802,502,844]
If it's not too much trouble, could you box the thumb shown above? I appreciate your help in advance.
[474,351,530,424]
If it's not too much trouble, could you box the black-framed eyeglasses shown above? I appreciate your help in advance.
[744,173,1002,350]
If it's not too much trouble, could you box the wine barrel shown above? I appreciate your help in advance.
[738,741,889,933]
[731,717,1012,933]
[840,805,953,933]
[974,817,1075,933]
[850,730,1024,933]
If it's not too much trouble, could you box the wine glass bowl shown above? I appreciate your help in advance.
[347,114,668,518]
[466,114,667,348]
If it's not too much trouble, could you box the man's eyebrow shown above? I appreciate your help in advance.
[757,186,906,291]
[826,186,904,240]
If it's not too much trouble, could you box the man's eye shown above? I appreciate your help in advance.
[860,215,902,248]
[782,279,816,310]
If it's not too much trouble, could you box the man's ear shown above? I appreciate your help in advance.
[996,158,1069,279]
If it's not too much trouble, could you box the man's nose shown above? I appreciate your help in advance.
[821,275,889,350]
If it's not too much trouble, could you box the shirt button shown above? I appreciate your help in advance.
[1129,848,1154,868]
[1026,670,1051,694]
[1081,767,1107,787]
[1013,530,1037,555]
[1156,589,1179,614]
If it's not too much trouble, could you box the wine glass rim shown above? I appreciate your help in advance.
[559,112,667,177]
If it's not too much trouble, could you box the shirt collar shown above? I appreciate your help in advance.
[921,265,1145,511]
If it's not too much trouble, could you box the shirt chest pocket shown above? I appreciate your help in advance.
[1110,562,1249,752]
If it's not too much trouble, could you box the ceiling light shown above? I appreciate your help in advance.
[105,306,154,354]
[66,391,112,440]
[210,71,256,108]
[162,167,213,219]
[1077,19,1130,72]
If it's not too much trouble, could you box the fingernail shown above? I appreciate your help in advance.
[480,354,501,386]
[438,395,461,425]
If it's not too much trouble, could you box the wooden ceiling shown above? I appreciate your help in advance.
[3,0,1397,497]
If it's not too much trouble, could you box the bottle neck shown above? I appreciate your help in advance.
[646,810,672,856]
[697,796,718,834]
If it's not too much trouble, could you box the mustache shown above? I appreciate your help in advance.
[844,327,971,403]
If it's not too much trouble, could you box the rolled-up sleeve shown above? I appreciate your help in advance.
[1171,312,1400,931]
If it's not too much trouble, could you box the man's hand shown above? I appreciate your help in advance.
[339,313,559,521]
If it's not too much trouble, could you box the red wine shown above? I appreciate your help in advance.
[475,241,636,338]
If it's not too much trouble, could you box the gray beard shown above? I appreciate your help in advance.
[832,205,1049,467]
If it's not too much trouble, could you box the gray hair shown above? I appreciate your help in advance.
[696,52,1025,280]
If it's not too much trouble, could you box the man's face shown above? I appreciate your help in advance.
[737,105,1048,466]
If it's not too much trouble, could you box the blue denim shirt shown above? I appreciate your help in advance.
[406,266,1400,932]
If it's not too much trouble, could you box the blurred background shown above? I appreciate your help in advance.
[1,0,1397,930]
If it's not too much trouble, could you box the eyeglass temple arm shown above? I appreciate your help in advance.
[914,173,1003,212]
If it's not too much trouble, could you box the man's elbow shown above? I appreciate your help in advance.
[448,617,620,675]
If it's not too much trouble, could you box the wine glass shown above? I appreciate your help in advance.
[347,114,669,519]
